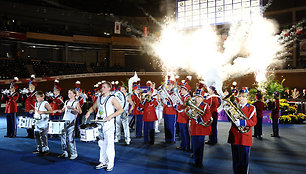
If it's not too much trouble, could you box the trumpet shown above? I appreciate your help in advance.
[223,94,250,133]
[19,88,29,95]
[1,89,10,95]
[185,99,213,127]
[145,94,152,102]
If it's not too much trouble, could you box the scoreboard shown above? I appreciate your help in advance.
[177,0,262,28]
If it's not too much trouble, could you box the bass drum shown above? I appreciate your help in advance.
[113,90,126,109]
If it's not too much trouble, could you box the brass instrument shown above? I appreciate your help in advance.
[145,94,152,102]
[158,84,176,106]
[223,94,250,133]
[185,99,213,127]
[171,86,183,105]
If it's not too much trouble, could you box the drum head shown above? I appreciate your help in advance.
[80,123,98,129]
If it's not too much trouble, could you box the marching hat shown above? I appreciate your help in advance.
[10,77,19,89]
[75,81,81,92]
[239,87,249,93]
[146,81,152,87]
[256,93,262,99]
[54,85,61,91]
[181,82,191,91]
[166,75,175,85]
[133,84,140,91]
[195,89,206,98]
[209,86,216,91]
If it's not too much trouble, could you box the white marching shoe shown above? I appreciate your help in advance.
[69,154,78,160]
[96,163,107,169]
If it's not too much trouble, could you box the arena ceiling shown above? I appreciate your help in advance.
[2,0,306,18]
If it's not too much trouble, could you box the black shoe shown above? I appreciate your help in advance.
[271,134,276,137]
[176,146,183,150]
[4,135,9,137]
[252,135,257,137]
[32,149,40,154]
[135,136,142,138]
[257,136,263,140]
[42,151,49,155]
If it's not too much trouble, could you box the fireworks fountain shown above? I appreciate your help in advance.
[141,4,286,95]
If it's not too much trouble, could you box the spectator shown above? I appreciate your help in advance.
[291,88,300,99]
[282,89,291,99]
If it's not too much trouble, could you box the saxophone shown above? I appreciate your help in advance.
[185,99,213,127]
[223,94,250,133]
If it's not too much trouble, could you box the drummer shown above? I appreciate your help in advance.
[85,81,123,172]
[29,91,53,154]
[55,89,82,160]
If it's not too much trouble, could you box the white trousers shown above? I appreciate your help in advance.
[115,112,130,143]
[155,106,163,131]
[98,122,115,168]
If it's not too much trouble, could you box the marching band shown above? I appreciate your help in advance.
[0,74,271,174]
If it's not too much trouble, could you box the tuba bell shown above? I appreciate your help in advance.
[222,94,250,133]
[185,99,213,127]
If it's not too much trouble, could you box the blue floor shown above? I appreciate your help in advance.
[0,115,306,174]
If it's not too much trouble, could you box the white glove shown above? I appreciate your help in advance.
[234,119,246,127]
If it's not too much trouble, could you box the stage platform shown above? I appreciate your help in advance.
[0,116,305,174]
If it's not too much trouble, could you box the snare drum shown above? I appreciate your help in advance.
[48,121,65,134]
[17,116,35,129]
[80,123,100,142]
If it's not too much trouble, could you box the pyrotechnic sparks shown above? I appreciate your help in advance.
[143,12,286,93]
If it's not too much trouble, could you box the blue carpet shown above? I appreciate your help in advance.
[0,115,305,174]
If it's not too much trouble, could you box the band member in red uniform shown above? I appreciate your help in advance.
[23,75,37,138]
[1,77,19,138]
[139,87,158,144]
[75,81,84,138]
[49,80,63,121]
[204,86,221,145]
[190,89,212,168]
[269,92,280,138]
[176,82,191,151]
[131,84,143,138]
[162,77,177,143]
[228,88,257,174]
[253,93,265,140]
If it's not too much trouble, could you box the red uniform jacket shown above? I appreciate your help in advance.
[92,94,98,105]
[141,98,158,122]
[23,90,36,113]
[163,91,177,115]
[2,92,19,113]
[77,95,84,108]
[177,94,190,124]
[131,93,143,115]
[204,95,221,119]
[253,100,265,118]
[270,99,280,119]
[49,95,63,116]
[228,103,257,147]
[190,102,212,136]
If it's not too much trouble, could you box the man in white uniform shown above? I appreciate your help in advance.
[85,81,123,172]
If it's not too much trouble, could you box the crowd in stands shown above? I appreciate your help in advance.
[0,58,30,79]
[0,58,160,79]
[282,88,306,100]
